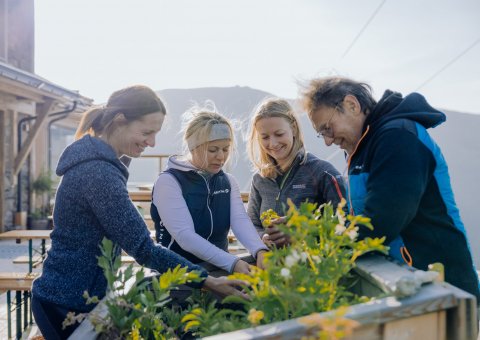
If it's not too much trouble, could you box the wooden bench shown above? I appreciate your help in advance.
[0,272,38,340]
[0,272,38,290]
[12,255,44,268]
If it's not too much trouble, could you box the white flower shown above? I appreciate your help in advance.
[300,252,308,262]
[335,224,346,235]
[280,268,291,278]
[312,255,321,263]
[336,213,346,225]
[285,255,297,268]
[285,250,302,267]
[346,228,358,241]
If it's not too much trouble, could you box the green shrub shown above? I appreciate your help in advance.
[73,201,387,339]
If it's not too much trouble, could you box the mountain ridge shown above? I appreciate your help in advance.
[128,86,479,267]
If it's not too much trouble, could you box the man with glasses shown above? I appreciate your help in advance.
[300,76,480,303]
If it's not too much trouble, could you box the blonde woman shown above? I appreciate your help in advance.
[247,98,346,247]
[151,108,268,274]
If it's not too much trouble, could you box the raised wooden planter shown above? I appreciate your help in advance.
[69,255,478,340]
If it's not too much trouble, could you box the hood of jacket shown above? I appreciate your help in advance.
[365,90,446,131]
[165,155,226,178]
[56,135,128,178]
[165,155,198,172]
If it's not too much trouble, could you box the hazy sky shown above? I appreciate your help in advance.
[35,0,480,114]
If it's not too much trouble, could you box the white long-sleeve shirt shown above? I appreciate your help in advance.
[152,157,267,272]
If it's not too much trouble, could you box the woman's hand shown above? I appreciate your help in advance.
[202,276,250,300]
[263,217,290,247]
[233,259,251,274]
[255,250,267,270]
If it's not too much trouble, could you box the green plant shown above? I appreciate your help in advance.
[182,199,388,337]
[64,238,204,339]
[76,201,387,339]
[31,171,54,218]
[30,209,46,220]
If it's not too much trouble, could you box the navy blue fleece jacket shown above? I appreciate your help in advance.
[32,135,206,312]
[349,90,479,301]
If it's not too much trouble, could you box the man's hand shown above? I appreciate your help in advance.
[202,276,250,300]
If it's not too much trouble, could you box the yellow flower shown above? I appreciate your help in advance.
[248,308,265,325]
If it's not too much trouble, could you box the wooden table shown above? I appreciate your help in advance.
[129,190,250,203]
[129,190,152,202]
[0,230,52,272]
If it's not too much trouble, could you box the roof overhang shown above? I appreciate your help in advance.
[0,60,92,110]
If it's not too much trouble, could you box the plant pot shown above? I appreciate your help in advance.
[69,255,478,340]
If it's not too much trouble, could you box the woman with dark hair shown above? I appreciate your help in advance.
[32,85,247,339]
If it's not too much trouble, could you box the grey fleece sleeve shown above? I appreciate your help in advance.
[247,176,264,236]
[83,163,207,283]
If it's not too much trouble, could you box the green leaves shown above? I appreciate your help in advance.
[84,238,204,339]
[81,201,388,339]
[217,199,388,333]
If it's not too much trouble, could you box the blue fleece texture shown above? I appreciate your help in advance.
[32,135,206,312]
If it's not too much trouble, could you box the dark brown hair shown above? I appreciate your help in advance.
[300,77,376,116]
[75,85,166,140]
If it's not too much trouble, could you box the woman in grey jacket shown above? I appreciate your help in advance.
[32,86,247,339]
[247,98,346,247]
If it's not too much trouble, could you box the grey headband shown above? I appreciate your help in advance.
[187,123,231,151]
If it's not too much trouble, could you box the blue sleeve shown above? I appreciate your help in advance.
[358,128,435,242]
[81,163,207,281]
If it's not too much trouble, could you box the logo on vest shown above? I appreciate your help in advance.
[292,184,306,189]
[212,188,230,195]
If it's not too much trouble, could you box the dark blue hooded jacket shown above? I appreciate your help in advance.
[32,135,206,312]
[349,90,480,301]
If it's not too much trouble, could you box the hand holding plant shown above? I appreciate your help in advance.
[203,276,250,300]
[255,250,267,270]
[260,209,281,228]
[232,259,252,274]
[261,210,290,247]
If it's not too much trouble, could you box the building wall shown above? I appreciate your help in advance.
[0,0,35,71]
[0,92,35,229]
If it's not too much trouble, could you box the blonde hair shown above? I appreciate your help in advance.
[247,98,305,178]
[75,85,166,140]
[182,105,236,164]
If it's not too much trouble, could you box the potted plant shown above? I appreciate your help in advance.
[30,170,54,230]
